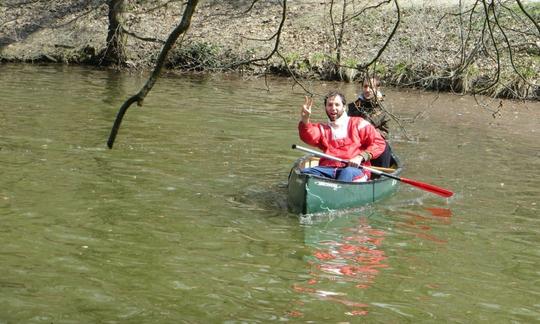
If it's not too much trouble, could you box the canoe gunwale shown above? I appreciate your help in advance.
[290,153,403,184]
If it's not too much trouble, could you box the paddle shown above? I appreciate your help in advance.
[292,144,454,198]
[369,166,396,173]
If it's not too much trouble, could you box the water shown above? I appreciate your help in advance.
[0,64,539,322]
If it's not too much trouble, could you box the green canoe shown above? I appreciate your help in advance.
[287,154,403,214]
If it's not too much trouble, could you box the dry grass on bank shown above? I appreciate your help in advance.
[0,0,538,99]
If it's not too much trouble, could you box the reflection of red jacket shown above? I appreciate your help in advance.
[298,116,386,170]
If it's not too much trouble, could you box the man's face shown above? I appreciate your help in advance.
[325,95,345,121]
[363,79,378,100]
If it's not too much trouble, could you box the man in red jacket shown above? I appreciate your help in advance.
[298,91,386,182]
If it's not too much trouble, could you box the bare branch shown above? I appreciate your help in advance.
[328,0,348,68]
[107,0,199,149]
[358,0,401,70]
[515,0,540,35]
[124,0,186,15]
[275,50,315,96]
[242,0,261,15]
[121,26,166,44]
[491,1,532,88]
[227,0,287,69]
[473,0,501,95]
[342,0,391,24]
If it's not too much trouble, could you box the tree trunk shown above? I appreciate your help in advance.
[103,0,127,66]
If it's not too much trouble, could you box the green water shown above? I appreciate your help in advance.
[1,64,539,322]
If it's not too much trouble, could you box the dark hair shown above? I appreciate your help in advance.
[363,75,380,87]
[324,91,346,106]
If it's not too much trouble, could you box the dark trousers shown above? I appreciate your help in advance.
[371,143,392,168]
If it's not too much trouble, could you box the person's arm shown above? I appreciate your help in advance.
[347,120,386,168]
[357,120,386,160]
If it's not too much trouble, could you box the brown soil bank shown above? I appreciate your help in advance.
[1,0,539,100]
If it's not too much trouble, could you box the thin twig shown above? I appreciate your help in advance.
[357,0,400,70]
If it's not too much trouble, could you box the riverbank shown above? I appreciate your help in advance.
[1,1,538,100]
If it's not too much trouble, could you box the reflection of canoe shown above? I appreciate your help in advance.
[299,213,388,309]
[287,154,402,214]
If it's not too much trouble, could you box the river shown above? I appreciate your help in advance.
[1,64,539,322]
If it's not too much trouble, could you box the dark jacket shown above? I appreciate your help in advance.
[347,95,390,139]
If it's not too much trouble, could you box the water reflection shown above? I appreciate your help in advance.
[291,212,389,317]
[397,207,453,244]
[289,205,453,318]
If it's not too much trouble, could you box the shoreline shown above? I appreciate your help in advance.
[1,1,538,100]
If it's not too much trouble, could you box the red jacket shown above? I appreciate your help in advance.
[298,116,386,170]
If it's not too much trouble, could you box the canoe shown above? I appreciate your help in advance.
[287,154,403,214]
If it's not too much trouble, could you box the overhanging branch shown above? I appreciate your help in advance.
[107,0,200,149]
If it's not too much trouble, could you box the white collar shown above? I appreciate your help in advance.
[328,113,349,128]
[328,114,349,139]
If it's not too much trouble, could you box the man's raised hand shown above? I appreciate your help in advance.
[301,96,313,124]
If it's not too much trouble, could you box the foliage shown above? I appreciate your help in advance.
[309,53,327,67]
[169,42,227,71]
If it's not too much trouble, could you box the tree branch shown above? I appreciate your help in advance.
[107,0,199,149]
[357,0,400,70]
[474,0,501,95]
[226,0,287,68]
[515,0,540,35]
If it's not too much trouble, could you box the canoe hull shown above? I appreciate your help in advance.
[287,155,402,214]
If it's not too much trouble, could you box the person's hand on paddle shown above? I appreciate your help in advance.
[348,155,364,168]
[300,96,313,124]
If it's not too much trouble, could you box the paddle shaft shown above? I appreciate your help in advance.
[292,144,453,198]
[292,144,392,176]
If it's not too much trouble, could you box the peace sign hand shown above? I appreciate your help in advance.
[301,96,313,124]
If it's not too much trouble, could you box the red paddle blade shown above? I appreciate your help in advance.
[400,177,454,198]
